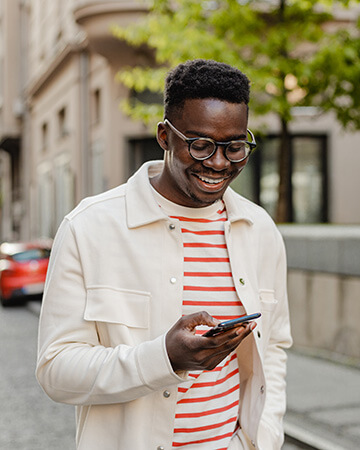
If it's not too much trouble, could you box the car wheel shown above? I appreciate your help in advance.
[0,294,12,307]
[0,292,27,307]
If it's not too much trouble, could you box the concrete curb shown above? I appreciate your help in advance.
[284,419,347,450]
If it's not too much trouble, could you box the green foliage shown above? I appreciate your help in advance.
[112,0,360,130]
[299,29,360,129]
[115,66,167,94]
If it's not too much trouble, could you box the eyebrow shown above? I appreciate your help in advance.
[185,129,247,141]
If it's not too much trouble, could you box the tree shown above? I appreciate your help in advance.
[112,0,360,222]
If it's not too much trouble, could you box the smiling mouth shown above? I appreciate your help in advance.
[195,174,229,185]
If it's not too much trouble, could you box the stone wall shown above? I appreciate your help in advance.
[279,225,360,360]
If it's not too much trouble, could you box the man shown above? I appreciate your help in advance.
[36,59,292,450]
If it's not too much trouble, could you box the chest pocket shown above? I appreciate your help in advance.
[85,286,151,346]
[259,289,278,352]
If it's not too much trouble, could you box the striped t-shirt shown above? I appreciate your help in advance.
[152,189,245,450]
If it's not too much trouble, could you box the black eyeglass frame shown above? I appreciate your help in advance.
[164,118,257,163]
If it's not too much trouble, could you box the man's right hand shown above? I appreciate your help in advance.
[165,311,255,372]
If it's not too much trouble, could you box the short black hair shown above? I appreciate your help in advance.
[164,59,250,119]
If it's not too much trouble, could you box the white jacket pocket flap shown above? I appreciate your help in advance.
[85,286,150,328]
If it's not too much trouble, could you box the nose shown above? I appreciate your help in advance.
[202,145,231,171]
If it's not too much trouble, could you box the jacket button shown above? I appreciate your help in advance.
[157,447,165,450]
[163,390,170,398]
[170,277,177,284]
[169,223,175,230]
[251,440,256,447]
[260,385,265,394]
[257,331,261,338]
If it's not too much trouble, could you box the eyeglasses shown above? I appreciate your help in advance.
[164,119,256,163]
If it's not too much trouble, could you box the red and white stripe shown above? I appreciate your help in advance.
[153,191,245,450]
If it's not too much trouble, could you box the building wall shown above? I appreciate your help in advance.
[24,0,151,237]
[29,54,82,237]
[1,0,360,238]
[0,0,23,239]
[287,269,360,360]
[0,0,22,137]
[280,225,360,360]
[0,151,12,240]
[27,0,80,85]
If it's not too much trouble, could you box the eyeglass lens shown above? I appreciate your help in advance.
[190,139,251,162]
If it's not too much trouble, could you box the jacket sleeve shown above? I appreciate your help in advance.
[36,218,184,406]
[257,231,293,449]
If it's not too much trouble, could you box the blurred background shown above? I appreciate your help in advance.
[0,0,359,449]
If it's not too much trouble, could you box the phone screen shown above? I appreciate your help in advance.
[203,312,261,337]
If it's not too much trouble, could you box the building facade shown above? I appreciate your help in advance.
[0,0,23,240]
[1,0,360,243]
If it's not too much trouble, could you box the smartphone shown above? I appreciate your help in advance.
[203,312,261,337]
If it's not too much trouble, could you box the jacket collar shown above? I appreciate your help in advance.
[223,187,254,225]
[126,161,254,228]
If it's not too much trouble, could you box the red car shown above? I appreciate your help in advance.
[0,241,51,307]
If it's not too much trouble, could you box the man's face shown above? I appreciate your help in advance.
[155,98,249,208]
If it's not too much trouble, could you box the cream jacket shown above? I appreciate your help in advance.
[36,161,292,450]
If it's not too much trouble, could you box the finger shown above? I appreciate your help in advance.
[182,311,220,331]
[202,322,254,346]
[198,323,255,368]
[236,321,256,335]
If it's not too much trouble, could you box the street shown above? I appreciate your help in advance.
[0,301,75,450]
[0,301,304,450]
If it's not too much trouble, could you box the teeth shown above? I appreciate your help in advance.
[199,176,224,184]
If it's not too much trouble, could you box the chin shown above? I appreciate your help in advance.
[189,191,224,207]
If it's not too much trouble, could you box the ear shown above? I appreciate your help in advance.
[156,122,169,151]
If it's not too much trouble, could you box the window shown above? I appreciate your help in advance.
[231,134,328,223]
[54,154,75,227]
[58,107,68,138]
[54,29,63,50]
[38,166,54,237]
[92,88,101,124]
[259,137,281,219]
[128,137,163,176]
[12,248,50,262]
[54,1,63,50]
[292,137,326,223]
[90,139,105,195]
[41,122,48,153]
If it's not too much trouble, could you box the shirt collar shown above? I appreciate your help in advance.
[126,160,254,228]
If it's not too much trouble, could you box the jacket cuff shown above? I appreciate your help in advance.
[136,334,187,391]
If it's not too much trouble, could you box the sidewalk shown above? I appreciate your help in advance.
[284,350,360,449]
